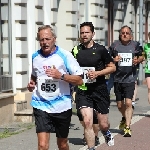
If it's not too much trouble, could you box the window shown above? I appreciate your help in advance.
[0,0,12,93]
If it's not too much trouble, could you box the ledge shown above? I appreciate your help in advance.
[0,93,16,100]
[14,109,33,115]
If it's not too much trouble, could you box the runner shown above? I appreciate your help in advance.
[72,22,115,150]
[27,25,83,150]
[144,32,150,104]
[109,25,144,137]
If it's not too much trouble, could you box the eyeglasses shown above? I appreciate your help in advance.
[121,32,131,35]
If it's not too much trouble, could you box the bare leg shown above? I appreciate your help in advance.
[132,81,138,102]
[80,121,99,137]
[125,98,133,127]
[146,77,150,104]
[117,100,126,117]
[37,132,50,150]
[80,107,95,148]
[57,138,69,150]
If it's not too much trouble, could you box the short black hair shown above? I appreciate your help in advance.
[80,22,94,33]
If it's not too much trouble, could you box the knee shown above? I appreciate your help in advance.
[38,141,49,150]
[99,121,110,131]
[84,118,92,129]
[58,143,68,150]
[125,101,132,108]
[117,103,123,110]
[57,139,68,150]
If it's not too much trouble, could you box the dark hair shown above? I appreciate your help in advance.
[80,22,94,33]
[119,25,133,41]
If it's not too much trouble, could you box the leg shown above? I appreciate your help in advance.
[53,109,72,150]
[37,133,50,150]
[33,108,55,150]
[93,83,114,146]
[97,113,110,131]
[116,100,126,118]
[78,110,100,146]
[97,113,114,146]
[114,82,126,130]
[80,107,95,148]
[57,138,69,150]
[92,124,99,137]
[124,98,133,127]
[123,82,135,137]
[132,81,138,109]
[146,76,150,104]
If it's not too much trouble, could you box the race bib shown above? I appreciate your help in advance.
[147,52,150,70]
[37,77,60,97]
[118,53,132,66]
[81,67,96,83]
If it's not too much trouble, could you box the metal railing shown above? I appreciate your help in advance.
[0,75,12,93]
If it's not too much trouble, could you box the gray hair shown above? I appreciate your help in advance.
[37,25,57,40]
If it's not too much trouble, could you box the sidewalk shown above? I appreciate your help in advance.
[96,113,150,150]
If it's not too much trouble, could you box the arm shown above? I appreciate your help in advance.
[133,42,144,65]
[30,74,37,84]
[87,47,116,80]
[96,62,116,76]
[46,52,83,86]
[61,74,83,86]
[97,47,116,76]
[108,44,121,63]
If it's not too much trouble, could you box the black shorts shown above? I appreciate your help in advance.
[75,83,110,114]
[33,108,72,138]
[145,73,150,78]
[114,82,135,101]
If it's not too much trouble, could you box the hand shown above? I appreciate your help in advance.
[133,56,139,65]
[87,70,98,80]
[45,65,62,79]
[27,80,35,92]
[114,55,122,62]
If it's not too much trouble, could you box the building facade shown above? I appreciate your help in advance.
[0,0,150,124]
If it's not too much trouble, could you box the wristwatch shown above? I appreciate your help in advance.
[60,74,65,80]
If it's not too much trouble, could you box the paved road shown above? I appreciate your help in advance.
[0,85,149,150]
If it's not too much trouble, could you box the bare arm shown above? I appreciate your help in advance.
[62,74,83,86]
[96,62,116,76]
[31,74,37,84]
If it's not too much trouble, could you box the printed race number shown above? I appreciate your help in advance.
[37,77,60,97]
[40,83,57,92]
[81,67,96,83]
[118,53,132,66]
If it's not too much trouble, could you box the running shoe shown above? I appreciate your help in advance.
[123,127,131,137]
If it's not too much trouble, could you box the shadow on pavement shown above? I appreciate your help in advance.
[68,137,83,145]
[109,128,123,135]
[134,114,150,117]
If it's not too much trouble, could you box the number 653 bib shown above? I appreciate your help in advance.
[37,77,60,97]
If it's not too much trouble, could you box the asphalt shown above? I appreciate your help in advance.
[0,85,150,150]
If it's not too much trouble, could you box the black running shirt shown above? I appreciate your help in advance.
[72,42,113,84]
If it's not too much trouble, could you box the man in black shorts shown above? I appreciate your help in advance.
[72,22,116,150]
[27,25,83,150]
[75,91,100,146]
[109,25,144,137]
